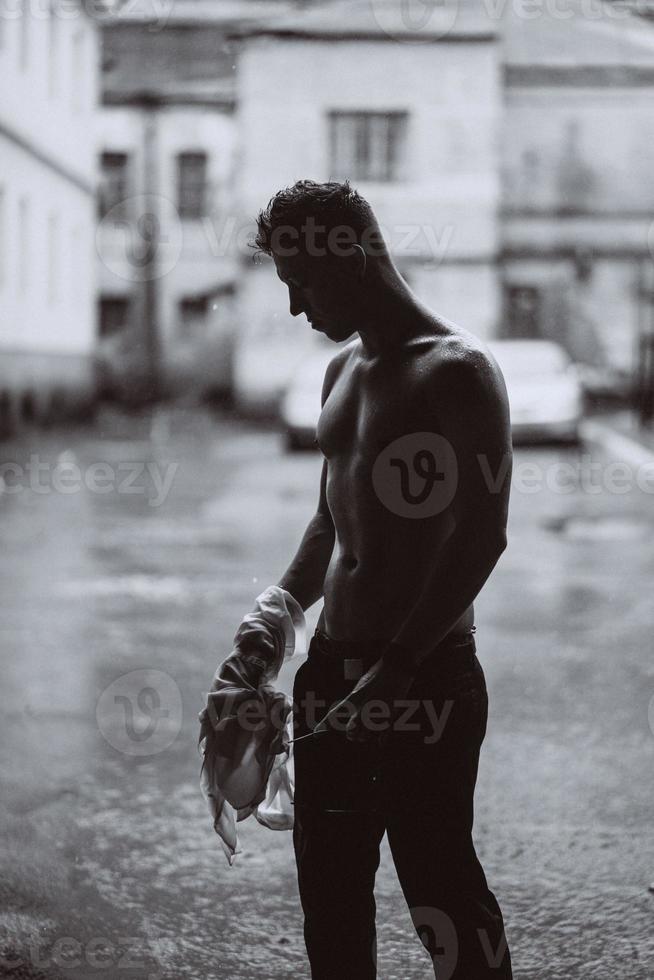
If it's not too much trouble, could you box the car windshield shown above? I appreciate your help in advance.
[490,342,570,379]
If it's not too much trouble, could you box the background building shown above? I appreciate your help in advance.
[0,0,99,434]
[90,0,654,415]
[501,0,654,397]
[232,0,502,412]
[230,0,654,413]
[95,0,290,402]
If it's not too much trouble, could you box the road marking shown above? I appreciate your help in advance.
[580,420,654,469]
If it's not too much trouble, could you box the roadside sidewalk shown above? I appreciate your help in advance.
[580,409,654,467]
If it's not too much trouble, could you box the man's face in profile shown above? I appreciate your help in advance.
[272,248,358,344]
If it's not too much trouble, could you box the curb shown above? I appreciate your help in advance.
[580,420,654,469]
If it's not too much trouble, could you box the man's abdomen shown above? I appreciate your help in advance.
[322,546,474,643]
[323,456,473,642]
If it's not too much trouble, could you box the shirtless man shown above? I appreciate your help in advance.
[255,180,513,980]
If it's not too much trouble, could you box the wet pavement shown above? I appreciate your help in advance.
[1,408,654,980]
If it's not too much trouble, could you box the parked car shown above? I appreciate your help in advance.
[488,339,583,444]
[281,337,583,451]
[280,348,333,450]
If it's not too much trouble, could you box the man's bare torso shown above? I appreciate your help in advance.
[316,322,477,643]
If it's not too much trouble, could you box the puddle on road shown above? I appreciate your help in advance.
[542,514,652,541]
[57,575,198,602]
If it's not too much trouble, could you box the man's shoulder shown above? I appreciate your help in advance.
[331,337,361,368]
[414,329,510,445]
[323,339,360,381]
[415,325,502,395]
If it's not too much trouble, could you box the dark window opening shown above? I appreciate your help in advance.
[177,151,208,219]
[98,151,130,219]
[328,111,408,183]
[179,295,209,334]
[21,391,36,422]
[0,390,13,439]
[99,297,131,338]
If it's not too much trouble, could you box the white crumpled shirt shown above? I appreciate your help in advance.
[199,586,306,863]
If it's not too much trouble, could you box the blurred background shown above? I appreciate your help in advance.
[2,0,654,978]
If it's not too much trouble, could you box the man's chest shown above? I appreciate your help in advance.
[316,361,436,461]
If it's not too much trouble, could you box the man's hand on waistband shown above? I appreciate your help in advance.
[314,655,416,744]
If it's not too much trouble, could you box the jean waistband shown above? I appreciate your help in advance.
[309,626,477,673]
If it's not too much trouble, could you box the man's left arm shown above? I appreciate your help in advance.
[384,348,512,676]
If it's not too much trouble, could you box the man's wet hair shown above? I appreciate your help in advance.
[253,179,386,259]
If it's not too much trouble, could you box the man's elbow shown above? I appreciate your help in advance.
[452,511,507,562]
[478,523,507,565]
[489,526,507,564]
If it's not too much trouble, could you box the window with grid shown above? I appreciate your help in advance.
[503,285,541,339]
[328,111,408,182]
[177,152,208,219]
[98,152,130,219]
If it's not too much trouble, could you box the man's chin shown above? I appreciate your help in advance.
[319,323,355,343]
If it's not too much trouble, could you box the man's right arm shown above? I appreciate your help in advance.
[277,457,334,611]
[276,349,347,610]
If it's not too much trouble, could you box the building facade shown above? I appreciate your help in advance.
[231,0,654,412]
[0,0,99,433]
[95,2,290,402]
[232,0,503,412]
[501,0,654,395]
[90,0,654,413]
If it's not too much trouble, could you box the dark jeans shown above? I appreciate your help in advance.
[292,629,513,980]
